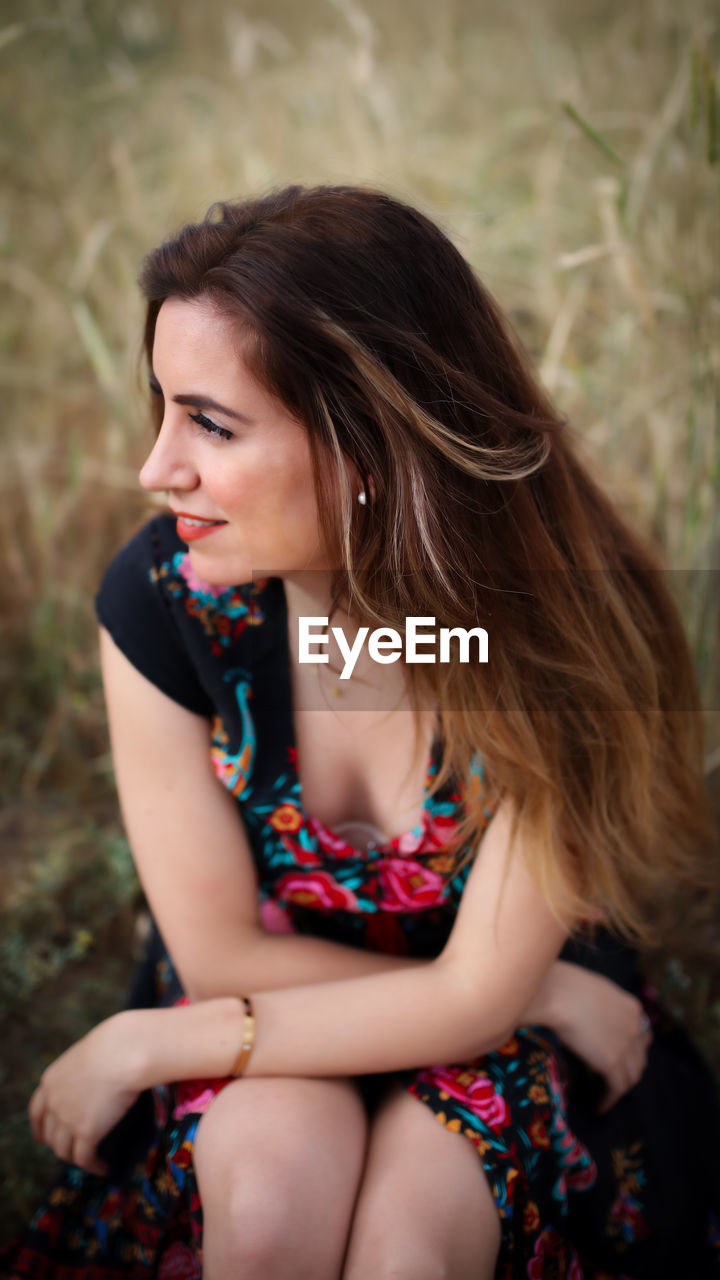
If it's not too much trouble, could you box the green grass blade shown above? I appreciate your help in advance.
[561,100,625,169]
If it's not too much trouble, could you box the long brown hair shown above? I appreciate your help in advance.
[139,184,717,949]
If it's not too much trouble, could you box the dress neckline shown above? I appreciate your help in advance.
[275,577,442,856]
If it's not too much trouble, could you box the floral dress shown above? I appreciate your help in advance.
[2,514,720,1280]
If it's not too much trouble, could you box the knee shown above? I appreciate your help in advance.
[203,1154,356,1279]
[205,1172,295,1270]
[345,1246,451,1280]
[195,1077,368,1278]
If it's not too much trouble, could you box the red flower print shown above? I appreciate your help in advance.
[34,1209,62,1248]
[276,837,321,866]
[528,1117,551,1149]
[419,1066,510,1130]
[173,1079,230,1121]
[275,870,360,911]
[426,813,458,844]
[307,815,365,857]
[170,1140,194,1171]
[157,1241,201,1279]
[394,827,425,855]
[97,1189,123,1221]
[527,1227,583,1279]
[523,1200,541,1234]
[268,803,303,832]
[377,858,447,912]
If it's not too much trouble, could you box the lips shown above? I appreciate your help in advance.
[173,512,229,543]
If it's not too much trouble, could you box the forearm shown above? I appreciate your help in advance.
[194,928,568,1021]
[186,926,421,1001]
[130,959,511,1088]
[518,958,575,1033]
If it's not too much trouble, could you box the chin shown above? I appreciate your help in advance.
[185,545,255,588]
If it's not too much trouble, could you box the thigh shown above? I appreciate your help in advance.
[343,1079,501,1279]
[194,1075,368,1273]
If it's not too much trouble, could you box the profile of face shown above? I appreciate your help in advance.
[140,296,339,585]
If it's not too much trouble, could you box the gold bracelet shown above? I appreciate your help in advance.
[231,995,255,1076]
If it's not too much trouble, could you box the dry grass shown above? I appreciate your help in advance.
[0,0,718,1237]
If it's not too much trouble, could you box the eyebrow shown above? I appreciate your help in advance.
[149,372,255,425]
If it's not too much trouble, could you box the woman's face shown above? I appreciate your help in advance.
[140,296,336,585]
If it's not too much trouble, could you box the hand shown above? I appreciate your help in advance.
[28,1013,142,1176]
[524,961,653,1114]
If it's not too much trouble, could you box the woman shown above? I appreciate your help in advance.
[3,184,720,1279]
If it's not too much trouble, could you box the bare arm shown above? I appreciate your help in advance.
[120,791,570,1085]
[100,626,421,998]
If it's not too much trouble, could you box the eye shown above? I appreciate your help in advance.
[188,411,234,442]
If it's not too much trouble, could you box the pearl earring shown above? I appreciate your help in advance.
[357,490,367,505]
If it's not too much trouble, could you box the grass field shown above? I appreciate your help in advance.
[1,0,718,1237]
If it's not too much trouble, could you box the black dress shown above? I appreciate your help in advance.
[2,514,719,1280]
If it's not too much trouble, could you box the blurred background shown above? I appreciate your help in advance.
[1,0,718,1235]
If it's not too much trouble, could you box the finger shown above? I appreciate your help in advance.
[629,1038,649,1077]
[597,1077,619,1113]
[28,1087,46,1143]
[600,1042,650,1113]
[627,1040,649,1083]
[597,1065,632,1114]
[598,1087,618,1115]
[40,1111,57,1150]
[51,1124,75,1164]
[71,1135,109,1178]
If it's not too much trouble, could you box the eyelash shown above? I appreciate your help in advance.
[188,411,234,442]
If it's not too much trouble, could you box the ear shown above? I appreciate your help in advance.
[344,457,375,504]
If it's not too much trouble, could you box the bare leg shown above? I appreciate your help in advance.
[343,1081,502,1279]
[193,1075,368,1280]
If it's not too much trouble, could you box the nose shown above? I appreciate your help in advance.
[139,418,198,494]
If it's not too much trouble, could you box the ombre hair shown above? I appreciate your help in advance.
[138,183,717,949]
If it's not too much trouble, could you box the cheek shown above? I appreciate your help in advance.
[263,442,320,518]
[213,445,320,531]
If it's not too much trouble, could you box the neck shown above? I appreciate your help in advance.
[280,572,409,710]
[281,570,340,624]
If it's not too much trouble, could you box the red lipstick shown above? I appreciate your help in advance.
[173,512,228,543]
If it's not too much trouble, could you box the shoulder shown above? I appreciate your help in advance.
[94,515,216,715]
[94,515,283,716]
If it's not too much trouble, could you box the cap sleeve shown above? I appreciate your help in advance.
[94,515,214,717]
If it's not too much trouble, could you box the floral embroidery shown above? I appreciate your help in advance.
[268,802,304,832]
[274,869,361,911]
[149,552,266,652]
[605,1141,650,1247]
[376,857,448,912]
